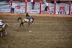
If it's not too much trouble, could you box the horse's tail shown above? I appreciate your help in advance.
[17,17,22,21]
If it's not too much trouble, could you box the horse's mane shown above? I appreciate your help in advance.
[18,17,25,20]
[17,17,22,21]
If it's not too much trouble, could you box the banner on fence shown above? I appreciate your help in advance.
[41,10,54,14]
[16,3,20,9]
[56,3,69,14]
[0,9,10,12]
[30,10,39,13]
[14,3,25,13]
[15,9,25,13]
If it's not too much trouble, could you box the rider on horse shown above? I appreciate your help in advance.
[0,20,3,31]
[26,13,32,22]
[0,20,3,27]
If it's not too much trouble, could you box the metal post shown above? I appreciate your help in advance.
[69,1,71,15]
[40,0,42,14]
[10,0,12,12]
[54,0,56,14]
[25,0,27,13]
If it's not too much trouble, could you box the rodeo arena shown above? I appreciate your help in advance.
[0,0,72,48]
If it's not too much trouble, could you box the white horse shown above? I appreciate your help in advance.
[0,23,9,36]
[17,17,34,27]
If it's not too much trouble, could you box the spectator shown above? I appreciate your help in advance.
[11,3,16,13]
[44,2,48,11]
[30,0,36,9]
[0,20,3,28]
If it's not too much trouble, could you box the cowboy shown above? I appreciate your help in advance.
[30,0,36,9]
[0,20,3,28]
[26,13,32,22]
[11,3,16,13]
[44,2,49,11]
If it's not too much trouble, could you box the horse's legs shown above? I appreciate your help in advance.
[28,22,30,27]
[3,30,6,36]
[22,23,24,27]
[5,31,7,35]
[20,22,24,28]
[30,20,32,24]
[1,33,2,36]
[20,23,22,28]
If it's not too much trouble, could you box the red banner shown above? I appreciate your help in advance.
[16,4,20,9]
[59,5,65,11]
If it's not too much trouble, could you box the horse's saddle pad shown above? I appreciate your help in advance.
[25,19,29,22]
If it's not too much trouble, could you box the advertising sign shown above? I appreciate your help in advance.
[15,9,25,13]
[0,9,10,12]
[30,10,39,13]
[41,10,54,14]
[56,3,69,14]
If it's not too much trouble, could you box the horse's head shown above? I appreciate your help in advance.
[5,23,9,27]
[17,17,22,21]
[32,17,34,21]
[2,23,9,28]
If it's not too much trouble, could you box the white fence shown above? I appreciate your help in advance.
[0,1,72,14]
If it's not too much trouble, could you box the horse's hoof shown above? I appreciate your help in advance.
[29,30,32,32]
[5,32,7,35]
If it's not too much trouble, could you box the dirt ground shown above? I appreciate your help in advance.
[0,14,72,48]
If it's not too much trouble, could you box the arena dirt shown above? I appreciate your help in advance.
[0,14,72,48]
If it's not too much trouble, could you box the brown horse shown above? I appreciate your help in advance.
[17,17,34,27]
[0,23,9,36]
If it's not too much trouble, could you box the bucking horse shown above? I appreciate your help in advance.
[17,17,34,27]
